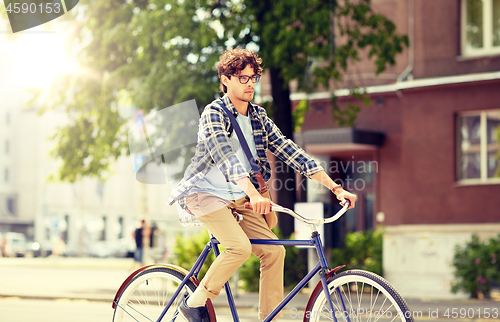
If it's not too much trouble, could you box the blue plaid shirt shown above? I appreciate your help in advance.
[169,95,324,207]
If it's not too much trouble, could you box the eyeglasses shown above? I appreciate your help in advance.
[226,74,261,84]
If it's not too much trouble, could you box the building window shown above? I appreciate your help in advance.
[118,217,124,239]
[462,0,500,56]
[7,198,15,216]
[5,140,9,154]
[4,168,9,183]
[457,110,500,182]
[100,216,107,241]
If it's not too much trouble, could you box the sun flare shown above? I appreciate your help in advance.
[4,31,80,91]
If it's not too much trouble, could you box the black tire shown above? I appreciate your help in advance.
[113,267,205,322]
[305,270,415,322]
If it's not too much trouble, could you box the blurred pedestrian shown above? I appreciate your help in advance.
[52,237,66,257]
[132,220,148,268]
[1,234,7,257]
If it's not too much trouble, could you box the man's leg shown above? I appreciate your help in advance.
[234,197,286,320]
[186,193,252,302]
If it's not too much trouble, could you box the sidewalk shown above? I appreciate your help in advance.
[1,257,499,317]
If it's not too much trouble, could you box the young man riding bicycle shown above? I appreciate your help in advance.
[170,48,357,322]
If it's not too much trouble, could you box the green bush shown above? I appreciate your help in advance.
[330,229,383,276]
[172,231,215,280]
[451,234,500,299]
[239,230,308,292]
[237,252,260,292]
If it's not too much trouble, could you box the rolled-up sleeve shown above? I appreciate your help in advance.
[265,116,324,177]
[200,107,249,183]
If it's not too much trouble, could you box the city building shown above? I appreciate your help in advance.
[0,39,33,238]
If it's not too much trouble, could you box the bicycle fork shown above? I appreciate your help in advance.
[313,232,351,322]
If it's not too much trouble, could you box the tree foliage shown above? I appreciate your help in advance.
[43,0,225,181]
[237,0,408,91]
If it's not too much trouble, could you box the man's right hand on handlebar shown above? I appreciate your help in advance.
[247,190,272,214]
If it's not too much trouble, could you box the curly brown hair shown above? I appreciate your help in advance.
[216,48,263,93]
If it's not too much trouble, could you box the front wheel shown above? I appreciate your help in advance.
[113,266,211,322]
[305,270,414,322]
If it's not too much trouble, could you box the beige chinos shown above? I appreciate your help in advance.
[185,192,285,319]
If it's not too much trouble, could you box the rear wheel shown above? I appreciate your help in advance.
[113,267,202,322]
[305,270,414,322]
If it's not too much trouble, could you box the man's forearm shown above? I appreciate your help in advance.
[309,170,341,191]
[235,176,272,214]
[310,170,357,208]
[235,176,260,198]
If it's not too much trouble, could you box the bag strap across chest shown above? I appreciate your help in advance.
[219,102,267,190]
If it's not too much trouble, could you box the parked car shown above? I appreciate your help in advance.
[86,239,134,258]
[0,232,27,257]
[25,240,53,257]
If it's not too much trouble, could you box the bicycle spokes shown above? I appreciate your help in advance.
[113,268,195,322]
[309,271,413,322]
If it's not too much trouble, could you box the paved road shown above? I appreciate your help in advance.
[0,257,309,309]
[2,298,499,322]
[0,298,263,322]
[0,298,112,322]
[1,258,500,321]
[0,298,299,322]
[1,265,130,301]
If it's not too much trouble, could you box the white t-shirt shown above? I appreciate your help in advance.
[189,112,257,200]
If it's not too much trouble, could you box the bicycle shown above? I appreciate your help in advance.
[112,201,414,322]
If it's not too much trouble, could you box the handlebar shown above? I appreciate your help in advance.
[244,200,351,226]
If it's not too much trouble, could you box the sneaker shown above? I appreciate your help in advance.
[177,292,209,322]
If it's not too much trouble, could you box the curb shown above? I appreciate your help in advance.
[0,294,113,303]
[0,293,260,310]
[0,257,134,270]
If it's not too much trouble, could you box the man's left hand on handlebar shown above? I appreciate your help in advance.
[308,171,356,209]
[333,187,357,209]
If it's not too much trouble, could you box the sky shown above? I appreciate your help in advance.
[0,17,79,107]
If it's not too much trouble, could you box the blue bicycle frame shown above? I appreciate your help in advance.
[156,230,349,322]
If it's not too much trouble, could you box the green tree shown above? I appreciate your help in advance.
[41,0,407,234]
